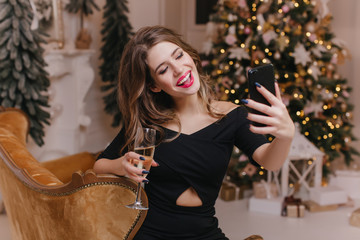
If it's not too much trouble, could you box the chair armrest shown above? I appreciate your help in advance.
[41,152,97,183]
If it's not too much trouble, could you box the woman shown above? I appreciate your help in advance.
[94,25,294,239]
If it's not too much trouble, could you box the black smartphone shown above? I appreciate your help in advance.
[247,64,276,127]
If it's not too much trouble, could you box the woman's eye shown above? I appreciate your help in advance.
[176,51,183,60]
[159,67,168,75]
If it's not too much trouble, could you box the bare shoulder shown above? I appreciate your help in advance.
[211,100,238,114]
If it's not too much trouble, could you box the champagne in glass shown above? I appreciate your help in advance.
[134,146,155,177]
[126,128,156,210]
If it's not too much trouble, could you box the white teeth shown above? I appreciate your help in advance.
[178,72,191,85]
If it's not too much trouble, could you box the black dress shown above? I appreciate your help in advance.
[97,107,268,240]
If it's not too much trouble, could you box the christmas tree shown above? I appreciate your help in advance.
[201,0,359,179]
[0,0,50,146]
[99,0,133,127]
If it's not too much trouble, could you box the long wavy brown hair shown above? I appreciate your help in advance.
[117,25,222,154]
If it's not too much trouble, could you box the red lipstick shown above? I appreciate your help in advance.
[176,70,194,88]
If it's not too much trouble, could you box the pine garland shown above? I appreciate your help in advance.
[99,0,133,127]
[0,0,50,146]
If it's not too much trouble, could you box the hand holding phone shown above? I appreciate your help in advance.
[247,64,276,127]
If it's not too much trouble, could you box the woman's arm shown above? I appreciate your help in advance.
[93,157,126,175]
[94,154,155,183]
[93,129,159,183]
[243,81,295,171]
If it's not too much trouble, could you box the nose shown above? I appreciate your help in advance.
[171,62,183,76]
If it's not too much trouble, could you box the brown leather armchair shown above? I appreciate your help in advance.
[0,108,147,240]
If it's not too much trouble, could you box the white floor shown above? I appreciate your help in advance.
[215,198,360,240]
[1,199,360,240]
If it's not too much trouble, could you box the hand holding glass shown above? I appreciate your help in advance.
[126,128,156,210]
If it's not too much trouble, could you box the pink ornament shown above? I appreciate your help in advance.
[225,34,237,46]
[309,33,317,42]
[238,0,247,8]
[262,33,272,45]
[282,4,290,13]
[221,76,233,89]
[281,95,290,106]
[304,105,314,115]
[343,91,350,98]
[243,163,257,177]
[331,54,338,64]
[201,60,209,67]
[239,154,248,162]
[244,27,251,35]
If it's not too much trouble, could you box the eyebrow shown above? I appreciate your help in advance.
[154,47,181,73]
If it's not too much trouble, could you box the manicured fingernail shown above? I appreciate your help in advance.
[139,156,145,160]
[142,170,149,174]
[142,179,149,183]
[274,79,278,83]
[241,99,248,104]
[255,82,261,88]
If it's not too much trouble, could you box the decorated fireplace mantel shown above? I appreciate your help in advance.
[28,49,95,162]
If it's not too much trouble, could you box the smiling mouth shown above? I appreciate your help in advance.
[177,71,191,86]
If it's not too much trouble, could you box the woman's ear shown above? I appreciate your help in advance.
[150,85,162,93]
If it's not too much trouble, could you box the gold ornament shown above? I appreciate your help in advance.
[293,24,302,35]
[297,66,307,77]
[295,77,304,85]
[305,78,313,87]
[315,27,326,38]
[284,25,291,33]
[211,59,219,65]
[321,15,332,27]
[277,35,289,51]
[340,103,347,112]
[262,22,273,32]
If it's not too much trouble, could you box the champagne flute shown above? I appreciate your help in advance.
[126,128,156,210]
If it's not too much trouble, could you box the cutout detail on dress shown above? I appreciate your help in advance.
[176,187,203,207]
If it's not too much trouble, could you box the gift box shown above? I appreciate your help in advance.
[349,208,360,228]
[238,184,253,199]
[309,186,347,206]
[220,182,236,201]
[281,195,304,217]
[330,170,360,199]
[303,200,338,212]
[248,196,283,215]
[253,180,278,199]
[287,204,305,218]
